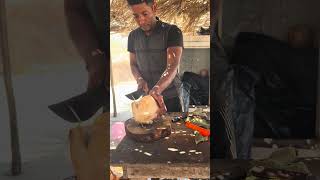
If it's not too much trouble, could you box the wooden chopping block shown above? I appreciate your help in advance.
[124,116,171,142]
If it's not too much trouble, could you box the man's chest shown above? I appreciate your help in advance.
[133,31,168,51]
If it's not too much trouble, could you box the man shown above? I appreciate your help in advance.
[64,0,116,179]
[64,0,106,91]
[127,0,184,112]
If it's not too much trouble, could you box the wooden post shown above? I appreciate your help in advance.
[0,0,22,175]
[316,46,320,138]
[110,59,117,117]
[218,0,223,39]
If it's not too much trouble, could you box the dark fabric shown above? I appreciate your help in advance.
[211,31,235,159]
[164,97,182,112]
[230,32,318,138]
[128,20,184,52]
[167,25,184,48]
[127,19,182,99]
[231,32,318,106]
[211,64,257,160]
[182,72,209,105]
[177,82,191,112]
[232,66,257,159]
[211,32,257,159]
[84,0,104,48]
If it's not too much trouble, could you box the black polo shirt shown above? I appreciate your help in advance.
[128,18,184,52]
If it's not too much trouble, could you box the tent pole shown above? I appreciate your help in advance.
[110,58,117,117]
[0,0,22,175]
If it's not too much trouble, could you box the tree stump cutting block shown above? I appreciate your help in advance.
[124,117,171,143]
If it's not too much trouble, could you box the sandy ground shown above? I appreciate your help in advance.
[0,63,96,180]
[0,61,140,179]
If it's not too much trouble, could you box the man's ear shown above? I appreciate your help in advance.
[152,3,157,13]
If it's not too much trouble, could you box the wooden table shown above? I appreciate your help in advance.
[110,113,210,179]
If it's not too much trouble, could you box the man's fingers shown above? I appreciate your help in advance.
[143,84,149,94]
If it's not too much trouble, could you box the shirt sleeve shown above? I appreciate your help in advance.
[127,31,135,53]
[167,25,184,48]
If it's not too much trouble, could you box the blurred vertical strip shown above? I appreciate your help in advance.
[211,0,237,159]
[0,0,22,175]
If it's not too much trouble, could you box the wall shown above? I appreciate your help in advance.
[221,0,320,46]
[180,48,210,76]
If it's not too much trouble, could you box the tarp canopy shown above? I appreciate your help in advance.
[110,0,210,34]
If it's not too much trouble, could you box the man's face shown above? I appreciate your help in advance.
[130,2,156,32]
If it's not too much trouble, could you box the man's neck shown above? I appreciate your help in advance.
[144,18,158,36]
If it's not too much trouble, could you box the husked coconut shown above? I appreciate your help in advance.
[131,95,160,124]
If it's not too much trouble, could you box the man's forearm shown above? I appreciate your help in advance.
[64,0,102,67]
[154,47,182,94]
[155,62,179,94]
[130,63,143,81]
[129,53,143,81]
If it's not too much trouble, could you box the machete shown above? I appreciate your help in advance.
[48,85,108,123]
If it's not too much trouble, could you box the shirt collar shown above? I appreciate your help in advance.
[139,16,163,35]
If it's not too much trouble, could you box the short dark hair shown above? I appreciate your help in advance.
[127,0,154,6]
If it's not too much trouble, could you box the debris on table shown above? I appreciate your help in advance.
[179,151,186,154]
[264,138,273,145]
[216,175,225,180]
[246,147,312,179]
[168,148,179,152]
[272,144,279,149]
[186,121,210,137]
[306,139,311,145]
[184,111,210,140]
[185,114,210,129]
[144,152,152,156]
[190,107,209,117]
[194,131,209,144]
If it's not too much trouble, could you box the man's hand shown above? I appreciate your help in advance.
[148,85,160,96]
[137,78,149,94]
[149,86,167,115]
[86,56,106,90]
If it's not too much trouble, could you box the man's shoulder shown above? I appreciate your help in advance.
[159,21,180,30]
[129,28,141,36]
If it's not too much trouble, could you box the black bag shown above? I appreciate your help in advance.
[230,32,318,138]
[182,72,209,105]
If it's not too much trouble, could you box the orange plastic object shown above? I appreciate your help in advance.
[185,121,210,137]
